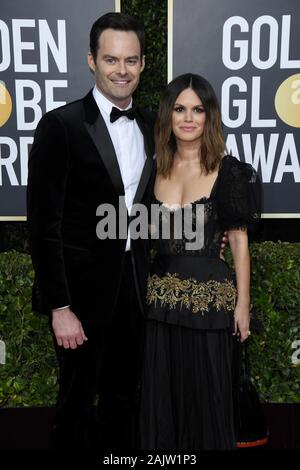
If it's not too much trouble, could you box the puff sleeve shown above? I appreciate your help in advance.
[216,155,262,231]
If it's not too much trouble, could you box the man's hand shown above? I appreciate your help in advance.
[52,307,88,349]
[220,231,229,260]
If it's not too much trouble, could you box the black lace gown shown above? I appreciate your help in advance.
[139,155,261,450]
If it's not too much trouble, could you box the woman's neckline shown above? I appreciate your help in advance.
[153,155,228,209]
[153,194,212,210]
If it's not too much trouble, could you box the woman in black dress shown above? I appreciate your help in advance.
[140,73,261,450]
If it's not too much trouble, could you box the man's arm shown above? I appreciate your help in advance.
[27,112,71,310]
[27,112,88,348]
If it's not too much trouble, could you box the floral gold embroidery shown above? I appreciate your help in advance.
[147,273,236,315]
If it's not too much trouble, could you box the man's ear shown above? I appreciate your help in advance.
[87,52,96,73]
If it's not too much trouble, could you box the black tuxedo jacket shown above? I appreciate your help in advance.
[27,90,156,325]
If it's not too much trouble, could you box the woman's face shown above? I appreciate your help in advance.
[171,88,206,145]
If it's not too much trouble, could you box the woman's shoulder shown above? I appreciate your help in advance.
[219,154,258,183]
[220,154,251,170]
[216,154,262,231]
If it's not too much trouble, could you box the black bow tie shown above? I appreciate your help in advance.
[110,106,138,123]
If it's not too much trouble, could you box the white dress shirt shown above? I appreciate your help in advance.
[92,86,146,251]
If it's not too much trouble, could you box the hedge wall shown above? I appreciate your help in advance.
[0,243,299,407]
[247,242,300,402]
[123,0,167,110]
[0,252,57,406]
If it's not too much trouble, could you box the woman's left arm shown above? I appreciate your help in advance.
[228,229,251,342]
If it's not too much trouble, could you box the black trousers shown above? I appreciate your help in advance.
[52,252,144,451]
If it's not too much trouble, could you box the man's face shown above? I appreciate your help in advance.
[87,28,145,109]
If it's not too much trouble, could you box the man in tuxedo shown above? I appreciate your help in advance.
[27,12,155,450]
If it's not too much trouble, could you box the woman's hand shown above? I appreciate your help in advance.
[233,303,251,342]
[219,231,228,260]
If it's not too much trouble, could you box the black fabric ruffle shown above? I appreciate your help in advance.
[216,155,262,232]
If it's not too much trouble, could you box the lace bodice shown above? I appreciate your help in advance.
[149,155,261,257]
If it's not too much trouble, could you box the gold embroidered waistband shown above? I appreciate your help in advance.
[147,273,237,315]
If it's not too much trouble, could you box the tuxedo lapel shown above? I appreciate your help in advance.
[133,109,155,205]
[135,109,154,161]
[83,91,124,196]
[83,91,154,203]
[133,155,154,206]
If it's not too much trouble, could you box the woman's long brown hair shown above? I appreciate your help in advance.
[155,73,226,177]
